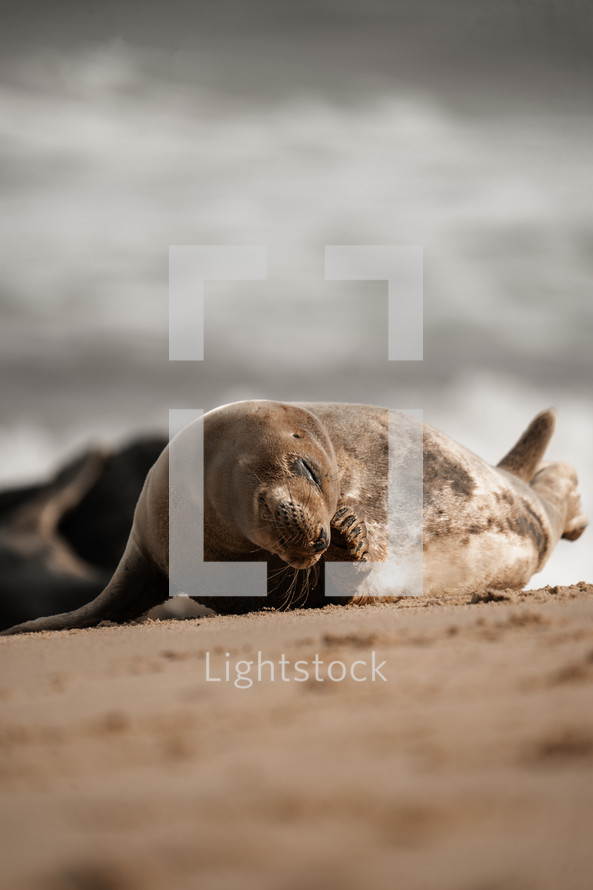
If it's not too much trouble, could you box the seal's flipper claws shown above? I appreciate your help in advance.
[331,504,369,561]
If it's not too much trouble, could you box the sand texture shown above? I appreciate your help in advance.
[2,584,593,890]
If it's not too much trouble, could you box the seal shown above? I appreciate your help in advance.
[0,436,167,631]
[2,401,587,634]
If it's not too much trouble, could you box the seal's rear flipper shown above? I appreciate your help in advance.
[0,538,168,635]
[497,409,556,482]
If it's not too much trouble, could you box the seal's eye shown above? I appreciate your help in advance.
[292,433,302,439]
[293,457,320,486]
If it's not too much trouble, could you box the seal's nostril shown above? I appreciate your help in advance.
[311,529,329,552]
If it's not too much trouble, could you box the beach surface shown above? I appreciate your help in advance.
[1,584,593,890]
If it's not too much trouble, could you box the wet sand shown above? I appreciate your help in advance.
[1,584,593,890]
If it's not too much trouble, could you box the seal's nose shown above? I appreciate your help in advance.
[311,529,329,553]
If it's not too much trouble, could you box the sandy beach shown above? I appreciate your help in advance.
[1,2,591,888]
[1,583,593,890]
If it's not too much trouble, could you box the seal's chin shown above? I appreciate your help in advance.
[262,535,327,570]
[278,551,324,570]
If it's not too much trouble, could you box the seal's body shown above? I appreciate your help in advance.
[2,402,586,634]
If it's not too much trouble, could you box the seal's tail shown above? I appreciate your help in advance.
[497,409,556,482]
[0,538,168,635]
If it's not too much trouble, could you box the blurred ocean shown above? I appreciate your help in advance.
[1,2,592,587]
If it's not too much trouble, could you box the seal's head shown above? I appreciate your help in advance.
[205,402,340,569]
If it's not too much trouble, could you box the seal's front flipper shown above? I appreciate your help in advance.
[497,409,556,483]
[1,538,168,635]
[330,503,369,561]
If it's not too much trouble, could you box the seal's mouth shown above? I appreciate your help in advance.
[279,550,323,570]
[257,494,330,568]
[275,529,329,569]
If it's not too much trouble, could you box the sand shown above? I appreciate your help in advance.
[1,584,593,890]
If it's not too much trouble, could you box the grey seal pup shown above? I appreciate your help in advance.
[2,401,586,634]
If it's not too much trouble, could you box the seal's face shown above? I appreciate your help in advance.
[219,404,341,569]
[253,450,339,569]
